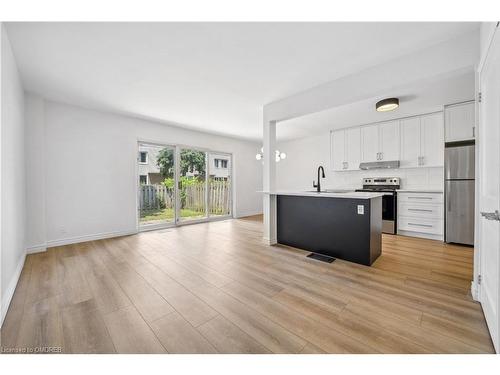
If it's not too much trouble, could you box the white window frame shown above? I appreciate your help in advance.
[136,140,233,232]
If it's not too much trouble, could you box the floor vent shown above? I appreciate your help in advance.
[307,253,336,263]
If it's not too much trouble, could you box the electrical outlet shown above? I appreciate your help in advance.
[357,205,364,215]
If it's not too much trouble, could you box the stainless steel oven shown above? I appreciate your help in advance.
[356,177,400,234]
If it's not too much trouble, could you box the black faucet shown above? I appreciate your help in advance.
[313,166,325,192]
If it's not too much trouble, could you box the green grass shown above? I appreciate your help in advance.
[140,208,208,223]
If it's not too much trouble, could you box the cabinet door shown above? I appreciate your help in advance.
[445,102,475,141]
[331,130,345,171]
[420,112,444,167]
[361,124,379,162]
[400,117,421,168]
[379,120,400,161]
[345,127,361,170]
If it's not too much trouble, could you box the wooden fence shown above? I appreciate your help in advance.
[139,185,174,210]
[139,180,231,215]
[209,180,231,215]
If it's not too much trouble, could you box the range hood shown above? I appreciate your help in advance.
[359,160,400,170]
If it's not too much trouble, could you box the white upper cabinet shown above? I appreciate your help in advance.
[400,113,444,168]
[361,121,399,162]
[361,124,379,163]
[445,102,475,142]
[345,127,361,171]
[331,111,444,171]
[420,112,444,167]
[331,128,361,171]
[331,129,346,171]
[400,117,421,168]
[379,120,400,161]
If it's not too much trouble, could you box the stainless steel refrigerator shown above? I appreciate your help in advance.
[445,142,475,245]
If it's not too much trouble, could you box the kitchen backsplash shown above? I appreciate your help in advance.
[275,133,444,192]
[328,167,444,190]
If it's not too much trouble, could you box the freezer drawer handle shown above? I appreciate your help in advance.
[481,210,500,221]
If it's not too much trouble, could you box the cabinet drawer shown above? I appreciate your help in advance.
[399,203,443,219]
[398,216,443,235]
[398,193,443,204]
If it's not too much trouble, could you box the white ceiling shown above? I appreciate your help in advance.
[5,22,479,140]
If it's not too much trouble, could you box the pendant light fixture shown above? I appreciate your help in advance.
[255,148,286,162]
[376,98,399,112]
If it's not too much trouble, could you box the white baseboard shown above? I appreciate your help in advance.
[1,253,26,328]
[397,230,444,242]
[46,229,138,248]
[471,281,480,301]
[234,210,263,219]
[26,243,47,254]
[263,236,277,245]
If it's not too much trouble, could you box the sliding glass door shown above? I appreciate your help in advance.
[208,153,232,218]
[178,148,208,223]
[138,142,176,229]
[138,143,232,230]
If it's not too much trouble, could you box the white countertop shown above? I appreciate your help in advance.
[397,189,443,193]
[259,190,384,199]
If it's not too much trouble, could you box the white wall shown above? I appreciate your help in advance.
[1,24,26,326]
[276,132,443,191]
[25,98,262,247]
[25,93,46,252]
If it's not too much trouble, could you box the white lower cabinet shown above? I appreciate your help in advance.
[397,192,444,240]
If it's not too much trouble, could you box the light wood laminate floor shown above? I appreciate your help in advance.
[1,216,494,353]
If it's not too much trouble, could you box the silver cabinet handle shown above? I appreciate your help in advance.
[408,196,433,200]
[408,223,433,228]
[420,156,425,166]
[380,152,383,160]
[481,210,500,221]
[408,208,433,212]
[417,156,421,166]
[472,126,475,138]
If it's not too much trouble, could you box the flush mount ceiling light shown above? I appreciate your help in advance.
[255,148,286,162]
[376,98,399,112]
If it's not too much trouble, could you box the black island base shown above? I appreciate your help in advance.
[276,194,382,266]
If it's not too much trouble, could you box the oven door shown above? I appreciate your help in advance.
[381,193,396,234]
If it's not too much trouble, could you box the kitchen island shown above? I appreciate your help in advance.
[262,191,383,266]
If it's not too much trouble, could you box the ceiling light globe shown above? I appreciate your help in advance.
[376,98,399,112]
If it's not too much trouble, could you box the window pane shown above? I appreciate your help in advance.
[208,153,231,217]
[179,148,207,221]
[138,143,175,226]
